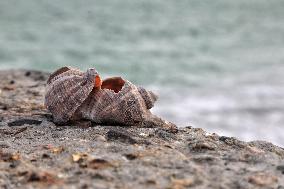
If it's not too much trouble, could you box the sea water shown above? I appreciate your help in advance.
[0,0,284,146]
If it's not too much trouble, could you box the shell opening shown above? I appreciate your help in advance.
[94,75,102,88]
[101,77,125,93]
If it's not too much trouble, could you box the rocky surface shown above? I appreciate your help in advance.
[0,69,284,189]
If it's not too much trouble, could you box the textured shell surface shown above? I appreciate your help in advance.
[75,80,155,125]
[45,67,99,123]
[45,66,177,131]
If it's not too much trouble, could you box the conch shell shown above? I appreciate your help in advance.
[45,67,177,131]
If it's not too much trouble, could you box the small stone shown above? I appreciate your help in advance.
[72,153,88,162]
[276,165,284,174]
[246,146,265,154]
[248,173,278,186]
[94,135,107,142]
[42,154,51,159]
[219,136,231,142]
[185,126,193,129]
[30,159,37,162]
[88,159,113,170]
[0,142,10,148]
[124,153,139,160]
[106,129,137,144]
[139,132,149,137]
[0,150,20,162]
[155,129,176,141]
[145,180,156,185]
[2,86,15,91]
[190,141,216,151]
[11,153,20,161]
[171,178,194,189]
[26,171,58,183]
[50,146,64,154]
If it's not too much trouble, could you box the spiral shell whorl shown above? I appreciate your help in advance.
[84,68,99,82]
[45,67,98,124]
[138,87,158,109]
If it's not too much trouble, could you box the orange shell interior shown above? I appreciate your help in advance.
[94,75,102,88]
[101,77,125,93]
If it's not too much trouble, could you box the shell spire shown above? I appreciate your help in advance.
[138,87,158,109]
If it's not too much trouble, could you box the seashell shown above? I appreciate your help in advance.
[45,67,177,131]
[45,67,100,123]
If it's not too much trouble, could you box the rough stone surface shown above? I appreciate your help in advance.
[0,69,284,189]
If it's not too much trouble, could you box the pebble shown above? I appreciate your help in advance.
[94,135,107,142]
[191,141,216,151]
[106,129,137,144]
[171,178,195,188]
[248,173,278,186]
[276,165,284,174]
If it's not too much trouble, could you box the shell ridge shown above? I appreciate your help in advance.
[98,83,145,125]
[48,69,83,85]
[90,89,116,122]
[45,69,95,123]
[79,82,136,124]
[100,81,135,112]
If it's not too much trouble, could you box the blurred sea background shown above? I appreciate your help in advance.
[0,0,284,146]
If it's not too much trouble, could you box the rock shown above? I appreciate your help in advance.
[155,129,177,141]
[106,129,137,144]
[8,119,42,126]
[25,171,60,184]
[87,159,114,170]
[0,150,20,162]
[171,178,195,189]
[189,141,216,151]
[0,142,10,148]
[94,134,107,142]
[248,173,278,186]
[0,69,284,189]
[124,153,140,160]
[276,165,284,174]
